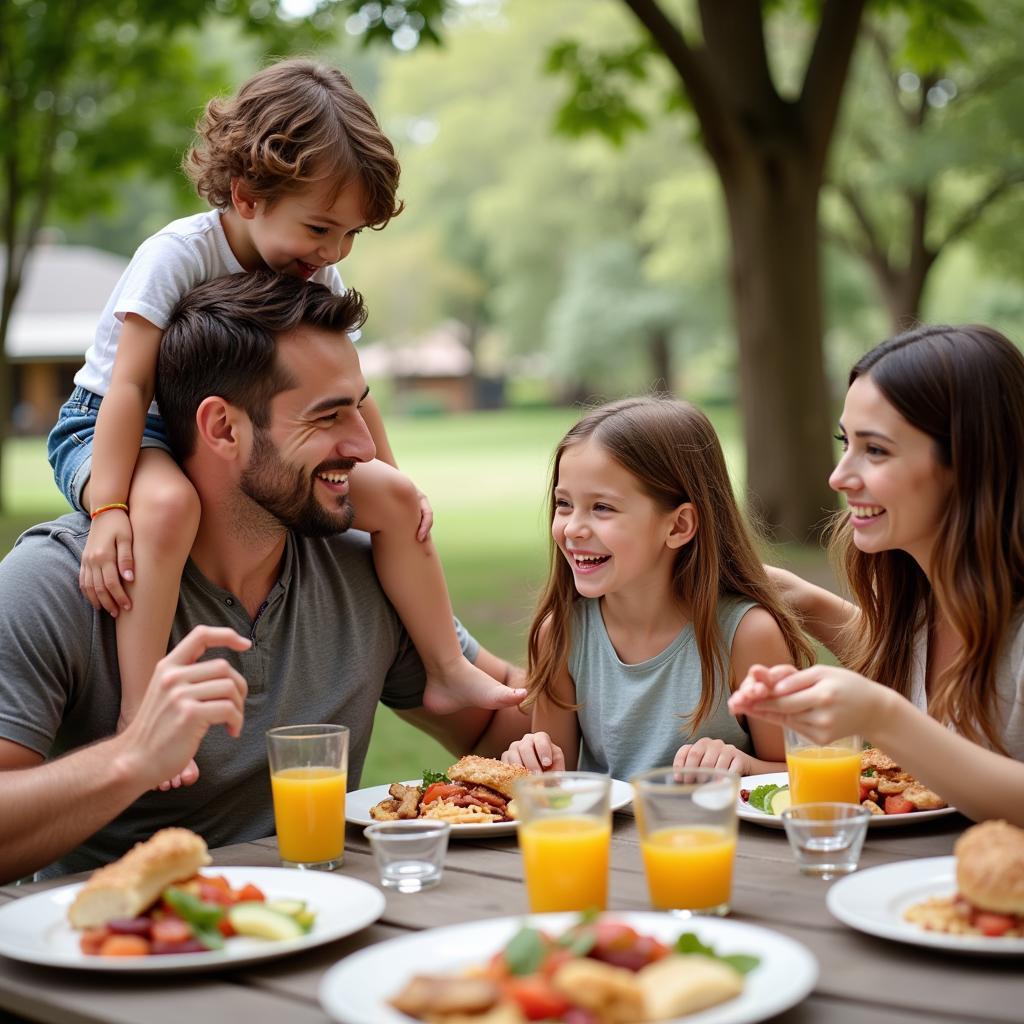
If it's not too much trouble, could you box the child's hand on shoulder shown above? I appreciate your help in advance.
[416,488,433,542]
[673,738,752,775]
[502,732,565,774]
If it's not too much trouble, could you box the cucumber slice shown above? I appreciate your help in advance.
[227,902,304,941]
[768,786,791,816]
[265,899,306,918]
[294,909,316,933]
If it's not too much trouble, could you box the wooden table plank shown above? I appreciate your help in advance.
[0,812,1014,1024]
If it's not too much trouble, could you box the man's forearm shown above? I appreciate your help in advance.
[0,738,145,883]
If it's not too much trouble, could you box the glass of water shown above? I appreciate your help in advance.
[364,820,451,893]
[781,803,870,880]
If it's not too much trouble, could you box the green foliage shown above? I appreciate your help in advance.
[546,40,653,146]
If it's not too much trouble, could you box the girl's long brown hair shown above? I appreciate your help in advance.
[527,396,813,727]
[830,325,1024,754]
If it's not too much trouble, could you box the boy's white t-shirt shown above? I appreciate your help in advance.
[74,209,348,413]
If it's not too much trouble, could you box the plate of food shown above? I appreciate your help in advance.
[826,820,1024,955]
[738,747,957,829]
[0,828,385,972]
[319,910,817,1024]
[347,755,634,838]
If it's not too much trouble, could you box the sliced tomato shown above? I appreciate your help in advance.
[79,928,111,955]
[883,794,915,815]
[235,883,265,903]
[973,911,1017,937]
[421,782,464,805]
[502,977,573,1021]
[593,920,640,952]
[99,934,151,957]
[151,918,193,945]
[198,875,235,905]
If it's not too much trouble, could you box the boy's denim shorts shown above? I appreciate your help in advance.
[47,386,174,512]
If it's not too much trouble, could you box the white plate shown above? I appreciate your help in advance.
[320,911,817,1024]
[347,778,634,837]
[827,856,1024,956]
[737,772,958,830]
[0,866,385,973]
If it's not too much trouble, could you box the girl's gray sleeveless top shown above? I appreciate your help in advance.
[571,595,756,780]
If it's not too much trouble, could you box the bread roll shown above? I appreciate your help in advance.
[446,755,530,800]
[68,828,211,929]
[955,820,1024,915]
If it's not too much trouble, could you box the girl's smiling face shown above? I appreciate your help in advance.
[830,374,954,574]
[552,438,690,601]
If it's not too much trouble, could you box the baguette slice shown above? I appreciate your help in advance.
[69,828,211,929]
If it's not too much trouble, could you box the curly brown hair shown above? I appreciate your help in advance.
[183,58,403,229]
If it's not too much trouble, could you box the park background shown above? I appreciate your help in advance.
[3,0,1024,785]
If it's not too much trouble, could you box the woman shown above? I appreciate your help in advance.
[730,324,1024,825]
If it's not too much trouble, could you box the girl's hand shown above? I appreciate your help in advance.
[80,510,135,616]
[728,664,890,744]
[673,738,751,775]
[501,732,566,773]
[416,489,433,542]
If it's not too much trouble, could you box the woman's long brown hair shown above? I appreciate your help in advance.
[527,396,813,728]
[830,325,1024,754]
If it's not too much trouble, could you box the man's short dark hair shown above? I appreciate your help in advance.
[156,272,367,459]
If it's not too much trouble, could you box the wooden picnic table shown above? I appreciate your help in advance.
[0,807,1017,1024]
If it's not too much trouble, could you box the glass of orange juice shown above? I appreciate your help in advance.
[267,724,348,870]
[784,728,861,806]
[514,772,612,913]
[632,767,740,917]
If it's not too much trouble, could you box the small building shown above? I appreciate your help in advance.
[359,321,504,414]
[5,243,128,434]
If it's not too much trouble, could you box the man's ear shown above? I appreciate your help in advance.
[195,396,247,460]
[665,502,698,549]
[230,178,259,220]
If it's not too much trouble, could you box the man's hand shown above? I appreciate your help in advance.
[80,509,135,616]
[116,626,251,787]
[415,488,434,542]
[501,732,566,773]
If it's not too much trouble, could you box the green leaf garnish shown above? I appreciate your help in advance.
[675,932,760,975]
[163,887,224,931]
[748,783,780,812]
[863,768,875,777]
[421,769,450,787]
[504,926,547,976]
[557,910,600,956]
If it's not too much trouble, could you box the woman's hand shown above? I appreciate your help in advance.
[501,732,566,773]
[728,663,892,744]
[80,510,135,616]
[672,737,752,775]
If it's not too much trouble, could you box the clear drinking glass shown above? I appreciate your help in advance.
[784,728,861,805]
[267,724,348,871]
[632,767,739,916]
[781,802,870,879]
[364,821,451,893]
[513,772,612,913]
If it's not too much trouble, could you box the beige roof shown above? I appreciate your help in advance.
[5,243,128,360]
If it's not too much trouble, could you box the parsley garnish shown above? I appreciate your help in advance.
[675,932,760,975]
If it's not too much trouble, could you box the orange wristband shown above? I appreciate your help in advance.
[91,502,129,520]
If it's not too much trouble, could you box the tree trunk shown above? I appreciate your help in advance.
[648,326,672,393]
[723,153,836,541]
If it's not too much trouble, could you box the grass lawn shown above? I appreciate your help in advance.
[1,403,830,786]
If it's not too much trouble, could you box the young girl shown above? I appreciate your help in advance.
[501,396,812,780]
[47,59,524,789]
[729,324,1024,826]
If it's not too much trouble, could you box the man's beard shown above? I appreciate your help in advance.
[240,428,355,537]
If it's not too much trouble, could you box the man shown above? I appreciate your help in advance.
[0,272,526,883]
